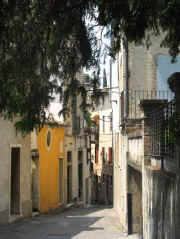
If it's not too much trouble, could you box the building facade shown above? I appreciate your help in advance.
[64,72,91,207]
[38,125,66,212]
[91,88,113,204]
[113,36,180,238]
[31,124,66,213]
[0,118,32,223]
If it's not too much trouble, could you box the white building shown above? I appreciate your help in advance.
[0,118,32,223]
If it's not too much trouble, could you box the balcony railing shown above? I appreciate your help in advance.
[149,100,176,159]
[121,90,174,121]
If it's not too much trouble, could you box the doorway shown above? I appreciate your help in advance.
[128,193,133,234]
[128,166,142,234]
[59,158,63,204]
[10,147,20,215]
[67,151,72,203]
[78,151,83,201]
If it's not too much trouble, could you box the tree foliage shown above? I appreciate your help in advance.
[0,0,180,132]
[96,0,180,58]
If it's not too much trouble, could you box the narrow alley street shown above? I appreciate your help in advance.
[0,206,141,239]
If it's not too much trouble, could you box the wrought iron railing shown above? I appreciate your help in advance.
[120,90,174,121]
[150,100,175,159]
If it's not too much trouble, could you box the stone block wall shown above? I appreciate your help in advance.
[128,136,143,168]
[128,166,143,233]
[128,36,169,92]
[113,132,128,234]
[143,166,180,239]
[114,34,176,237]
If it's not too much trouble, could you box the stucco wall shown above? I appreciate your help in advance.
[38,126,65,212]
[128,137,143,167]
[0,118,31,223]
[65,120,91,206]
[65,135,78,201]
[113,133,128,234]
[31,130,38,150]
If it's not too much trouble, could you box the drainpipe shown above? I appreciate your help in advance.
[123,37,129,236]
[109,58,114,206]
[124,38,129,120]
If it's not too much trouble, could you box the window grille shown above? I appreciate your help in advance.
[150,100,175,159]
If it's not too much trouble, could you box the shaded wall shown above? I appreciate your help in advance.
[32,159,40,211]
[128,166,143,234]
[143,166,180,239]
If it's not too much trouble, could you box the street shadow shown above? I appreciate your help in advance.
[47,206,109,238]
[0,206,116,239]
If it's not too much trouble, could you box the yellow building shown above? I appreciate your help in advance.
[37,125,66,213]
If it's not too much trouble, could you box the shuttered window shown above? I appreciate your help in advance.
[102,147,105,163]
[109,147,112,164]
[95,147,98,163]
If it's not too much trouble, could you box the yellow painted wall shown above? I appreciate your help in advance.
[38,126,65,213]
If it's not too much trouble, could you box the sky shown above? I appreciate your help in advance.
[157,55,180,93]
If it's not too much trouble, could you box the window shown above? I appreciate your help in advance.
[11,147,20,215]
[72,115,80,135]
[102,147,105,163]
[105,152,108,161]
[108,147,112,164]
[110,113,112,131]
[102,96,105,105]
[47,131,51,147]
[67,151,72,163]
[103,116,105,133]
[78,116,81,131]
[59,158,63,203]
[110,176,113,186]
[46,129,52,150]
[95,147,98,164]
[120,91,125,122]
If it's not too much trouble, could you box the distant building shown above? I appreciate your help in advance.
[91,88,113,204]
[64,72,91,207]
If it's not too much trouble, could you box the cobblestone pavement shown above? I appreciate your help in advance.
[0,206,142,239]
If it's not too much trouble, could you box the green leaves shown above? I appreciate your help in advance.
[165,111,180,145]
[0,0,180,133]
[0,0,100,133]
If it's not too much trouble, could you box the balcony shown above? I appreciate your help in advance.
[120,90,173,123]
[149,100,176,160]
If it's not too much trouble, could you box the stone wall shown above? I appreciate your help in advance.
[113,132,128,234]
[143,166,180,239]
[114,34,177,237]
[128,136,143,169]
[128,36,170,92]
[128,166,143,234]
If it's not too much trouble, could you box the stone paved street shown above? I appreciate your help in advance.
[0,206,142,239]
